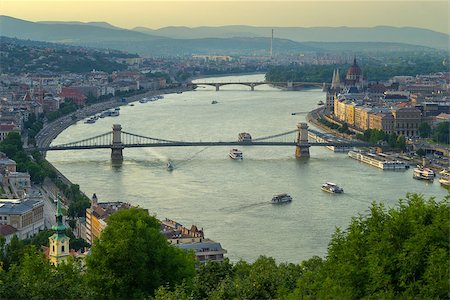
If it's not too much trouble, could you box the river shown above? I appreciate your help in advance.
[47,74,448,263]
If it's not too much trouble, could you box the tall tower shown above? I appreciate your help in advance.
[270,29,274,58]
[48,194,70,266]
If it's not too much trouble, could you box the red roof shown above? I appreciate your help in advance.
[59,87,86,105]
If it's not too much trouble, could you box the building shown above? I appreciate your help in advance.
[392,107,422,136]
[369,112,395,134]
[0,224,17,244]
[48,195,70,266]
[344,57,366,92]
[0,152,16,174]
[85,194,132,244]
[162,218,227,263]
[0,197,44,240]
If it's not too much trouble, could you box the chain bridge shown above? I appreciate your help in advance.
[38,123,370,161]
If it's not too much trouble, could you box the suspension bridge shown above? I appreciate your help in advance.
[192,80,325,91]
[37,123,370,161]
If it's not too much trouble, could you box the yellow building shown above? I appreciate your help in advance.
[85,194,131,244]
[345,103,356,126]
[48,195,70,266]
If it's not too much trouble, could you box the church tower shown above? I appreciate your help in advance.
[48,194,70,266]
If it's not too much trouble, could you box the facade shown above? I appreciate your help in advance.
[0,197,44,239]
[369,113,395,134]
[392,107,422,136]
[85,194,131,244]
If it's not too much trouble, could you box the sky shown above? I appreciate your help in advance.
[1,0,449,34]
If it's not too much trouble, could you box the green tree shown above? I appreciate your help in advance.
[416,148,426,157]
[418,122,432,138]
[85,208,196,298]
[432,122,449,144]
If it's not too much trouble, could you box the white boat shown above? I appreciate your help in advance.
[413,165,435,181]
[84,118,96,124]
[167,161,174,171]
[321,182,344,194]
[229,148,243,160]
[348,150,409,170]
[238,132,252,143]
[439,170,450,188]
[109,110,119,117]
[139,97,148,103]
[271,193,292,204]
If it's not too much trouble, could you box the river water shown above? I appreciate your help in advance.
[47,74,448,263]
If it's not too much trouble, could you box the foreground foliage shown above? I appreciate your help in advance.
[1,194,448,299]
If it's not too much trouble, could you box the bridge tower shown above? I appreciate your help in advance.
[111,124,124,161]
[295,122,310,158]
[287,81,293,91]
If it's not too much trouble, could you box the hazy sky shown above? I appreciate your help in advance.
[1,1,449,34]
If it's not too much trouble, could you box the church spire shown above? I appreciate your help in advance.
[48,193,70,266]
[52,193,66,234]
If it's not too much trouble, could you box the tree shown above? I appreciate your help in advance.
[432,122,449,144]
[85,208,196,298]
[418,122,431,138]
[416,148,426,157]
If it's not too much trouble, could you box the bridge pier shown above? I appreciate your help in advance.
[295,122,310,159]
[215,83,220,91]
[111,124,124,161]
[250,83,255,91]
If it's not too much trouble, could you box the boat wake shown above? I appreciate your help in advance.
[219,201,269,213]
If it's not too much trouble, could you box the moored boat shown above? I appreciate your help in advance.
[438,169,450,188]
[229,148,243,160]
[348,150,409,170]
[413,165,435,181]
[321,182,344,194]
[271,193,292,204]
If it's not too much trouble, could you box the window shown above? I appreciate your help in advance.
[62,245,65,253]
[52,245,55,252]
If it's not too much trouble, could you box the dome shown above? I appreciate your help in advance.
[346,57,362,77]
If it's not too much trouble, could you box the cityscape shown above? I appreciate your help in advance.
[0,1,449,299]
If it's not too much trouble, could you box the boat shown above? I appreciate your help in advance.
[211,100,218,104]
[139,97,148,103]
[438,170,450,188]
[109,109,119,117]
[271,193,292,204]
[413,165,435,181]
[321,182,344,194]
[176,91,183,94]
[317,100,324,105]
[348,150,409,170]
[84,118,96,124]
[229,148,243,160]
[238,132,252,143]
[166,161,174,171]
[129,103,135,106]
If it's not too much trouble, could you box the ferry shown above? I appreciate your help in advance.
[271,193,292,204]
[348,150,409,170]
[413,165,435,181]
[438,170,450,188]
[166,161,174,171]
[238,132,252,143]
[321,182,344,194]
[229,148,243,160]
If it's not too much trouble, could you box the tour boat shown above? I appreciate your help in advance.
[139,97,148,103]
[271,193,292,204]
[109,110,119,117]
[413,165,435,181]
[229,148,243,160]
[348,150,409,170]
[321,182,344,194]
[238,132,252,143]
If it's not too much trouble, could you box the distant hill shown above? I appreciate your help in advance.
[134,25,449,50]
[0,36,130,74]
[0,16,444,57]
[38,21,123,30]
[0,15,163,43]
